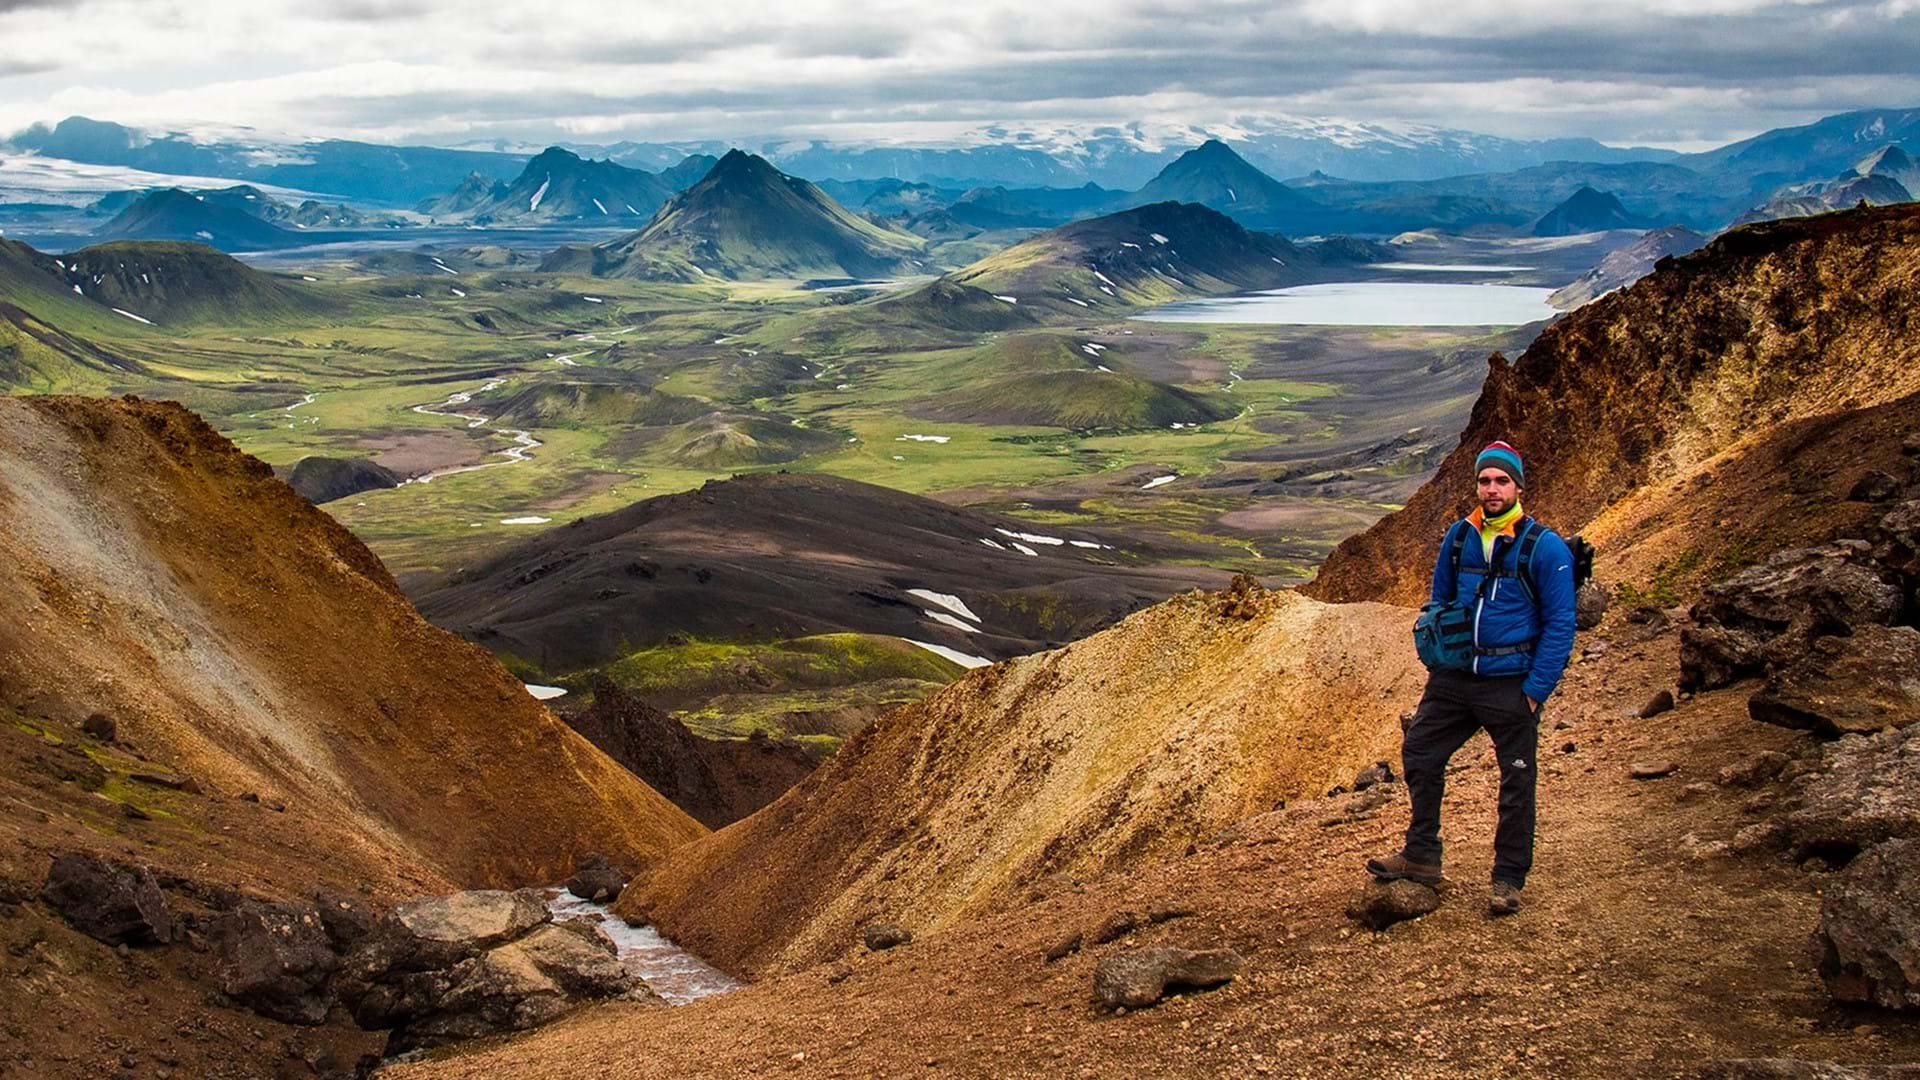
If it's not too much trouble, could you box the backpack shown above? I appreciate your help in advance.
[1415,516,1589,672]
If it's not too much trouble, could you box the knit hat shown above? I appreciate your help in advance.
[1475,441,1524,486]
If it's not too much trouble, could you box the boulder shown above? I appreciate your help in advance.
[862,923,912,951]
[1872,499,1920,576]
[81,712,117,741]
[1718,751,1791,788]
[314,889,384,953]
[1848,470,1902,503]
[1782,726,1920,860]
[1352,761,1396,791]
[1750,627,1920,737]
[1679,545,1904,692]
[1816,838,1920,1011]
[375,922,633,1052]
[564,853,626,904]
[1575,582,1610,631]
[212,901,340,1025]
[1092,946,1243,1009]
[1628,761,1680,780]
[1639,690,1676,719]
[39,853,175,945]
[1346,879,1441,930]
[1697,1061,1920,1079]
[394,889,550,952]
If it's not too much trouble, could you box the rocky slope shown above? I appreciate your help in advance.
[1309,203,1920,605]
[93,187,304,250]
[1529,185,1649,236]
[1548,225,1708,309]
[1115,140,1320,230]
[617,581,1424,976]
[0,395,704,893]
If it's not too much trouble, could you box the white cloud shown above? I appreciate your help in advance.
[0,0,1914,149]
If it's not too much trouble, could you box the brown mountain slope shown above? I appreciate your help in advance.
[399,602,1918,1079]
[0,395,704,894]
[617,582,1424,977]
[1307,202,1920,606]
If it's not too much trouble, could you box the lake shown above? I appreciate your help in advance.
[1132,281,1559,327]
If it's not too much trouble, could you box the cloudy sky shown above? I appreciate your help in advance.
[0,0,1915,151]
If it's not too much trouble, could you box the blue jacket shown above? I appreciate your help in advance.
[1429,516,1578,703]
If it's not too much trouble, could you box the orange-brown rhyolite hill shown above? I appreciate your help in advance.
[0,395,704,897]
[617,583,1425,977]
[1306,203,1920,605]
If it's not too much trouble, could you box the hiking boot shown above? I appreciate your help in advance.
[1489,881,1523,917]
[1365,852,1443,885]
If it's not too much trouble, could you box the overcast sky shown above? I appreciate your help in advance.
[0,0,1915,152]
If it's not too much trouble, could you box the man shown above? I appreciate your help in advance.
[1367,441,1576,916]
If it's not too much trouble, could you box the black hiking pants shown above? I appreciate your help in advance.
[1400,669,1539,887]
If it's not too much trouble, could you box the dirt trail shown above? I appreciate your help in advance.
[399,612,1913,1077]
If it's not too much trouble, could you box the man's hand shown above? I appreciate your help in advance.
[1526,696,1540,714]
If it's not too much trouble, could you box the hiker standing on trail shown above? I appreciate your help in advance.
[1368,441,1577,917]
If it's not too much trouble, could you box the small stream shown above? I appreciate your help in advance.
[543,890,741,1005]
[403,379,544,484]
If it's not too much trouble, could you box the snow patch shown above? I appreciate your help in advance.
[1150,233,1170,244]
[897,434,949,444]
[1141,474,1178,490]
[908,589,981,623]
[500,516,551,525]
[592,198,608,215]
[923,611,980,634]
[529,177,550,211]
[525,684,567,700]
[582,296,603,303]
[111,308,153,325]
[992,294,1019,304]
[904,639,993,669]
[994,527,1065,546]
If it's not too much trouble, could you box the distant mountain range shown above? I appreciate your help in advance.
[415,147,713,225]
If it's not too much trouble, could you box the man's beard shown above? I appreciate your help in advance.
[1481,493,1514,516]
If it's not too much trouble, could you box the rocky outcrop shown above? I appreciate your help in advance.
[213,900,341,1024]
[282,455,400,504]
[1092,946,1244,1009]
[1782,726,1920,862]
[39,853,176,946]
[1749,626,1920,736]
[1679,544,1906,693]
[1698,1062,1920,1079]
[1817,838,1920,1010]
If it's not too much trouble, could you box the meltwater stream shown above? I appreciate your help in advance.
[543,890,741,1005]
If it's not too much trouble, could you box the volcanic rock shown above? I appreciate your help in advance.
[39,853,176,946]
[395,890,550,953]
[1718,751,1791,788]
[1352,760,1396,790]
[1679,545,1904,692]
[212,901,340,1025]
[1849,470,1902,502]
[1698,1062,1920,1079]
[565,853,626,904]
[1629,761,1680,780]
[1092,946,1243,1009]
[1346,879,1441,930]
[862,923,912,951]
[1816,838,1920,1010]
[1749,627,1920,736]
[362,921,634,1051]
[1639,690,1676,719]
[1782,726,1920,859]
[81,712,116,741]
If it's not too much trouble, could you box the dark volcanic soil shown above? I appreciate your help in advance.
[410,471,1236,674]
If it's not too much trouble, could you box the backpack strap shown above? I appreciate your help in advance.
[1446,519,1470,578]
[1512,518,1543,606]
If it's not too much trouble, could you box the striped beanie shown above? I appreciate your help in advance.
[1475,441,1524,486]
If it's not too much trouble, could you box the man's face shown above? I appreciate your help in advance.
[1477,468,1519,516]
